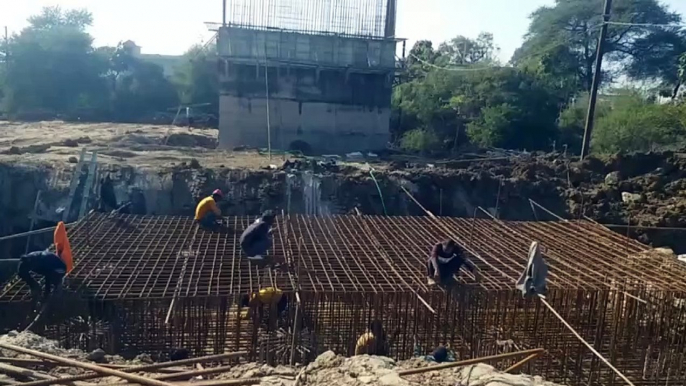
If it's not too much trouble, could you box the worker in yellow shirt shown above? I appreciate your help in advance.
[195,189,223,230]
[355,320,389,356]
[240,287,288,322]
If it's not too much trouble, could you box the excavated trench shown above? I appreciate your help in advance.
[0,161,565,258]
[2,150,686,257]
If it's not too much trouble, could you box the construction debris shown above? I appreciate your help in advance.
[0,330,561,386]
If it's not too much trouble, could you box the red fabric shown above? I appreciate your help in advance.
[54,221,73,274]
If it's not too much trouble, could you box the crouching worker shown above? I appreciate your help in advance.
[240,210,276,262]
[240,286,288,323]
[14,250,67,308]
[427,239,478,286]
[195,189,223,230]
[23,221,73,307]
[355,320,389,356]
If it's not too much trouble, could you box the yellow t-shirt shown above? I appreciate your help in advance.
[195,196,220,220]
[355,332,378,355]
[250,287,283,306]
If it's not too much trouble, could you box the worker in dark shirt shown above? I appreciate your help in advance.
[427,239,478,286]
[99,174,118,212]
[16,250,67,307]
[240,210,276,261]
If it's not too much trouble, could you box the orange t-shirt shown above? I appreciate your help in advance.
[54,221,74,274]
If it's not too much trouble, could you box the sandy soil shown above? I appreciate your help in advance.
[0,121,280,170]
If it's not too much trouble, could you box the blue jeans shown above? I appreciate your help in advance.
[199,212,218,228]
[242,237,271,257]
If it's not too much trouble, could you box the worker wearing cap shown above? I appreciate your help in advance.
[240,210,276,261]
[195,189,223,229]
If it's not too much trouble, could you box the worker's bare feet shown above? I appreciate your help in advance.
[247,255,264,261]
[427,278,436,286]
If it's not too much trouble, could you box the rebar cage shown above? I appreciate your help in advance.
[1,212,685,386]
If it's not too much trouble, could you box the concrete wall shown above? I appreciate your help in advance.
[216,26,395,153]
[219,94,390,153]
[217,27,397,70]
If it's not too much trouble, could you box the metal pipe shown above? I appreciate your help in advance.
[15,352,248,386]
[398,348,545,376]
[0,343,175,386]
[0,221,78,242]
[504,352,542,373]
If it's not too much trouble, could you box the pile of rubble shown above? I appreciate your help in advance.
[0,331,564,386]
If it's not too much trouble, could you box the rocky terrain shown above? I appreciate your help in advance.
[0,331,563,386]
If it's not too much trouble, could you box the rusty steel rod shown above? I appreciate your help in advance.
[0,343,175,386]
[504,352,542,373]
[14,352,248,386]
[537,295,635,386]
[398,348,546,376]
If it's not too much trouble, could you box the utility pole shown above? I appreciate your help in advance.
[3,26,8,71]
[580,0,612,160]
[222,0,227,27]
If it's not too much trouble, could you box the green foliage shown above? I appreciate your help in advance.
[436,33,499,66]
[2,7,108,117]
[1,6,178,121]
[172,44,219,116]
[394,62,564,151]
[400,129,441,152]
[512,0,685,92]
[557,93,612,153]
[592,93,686,153]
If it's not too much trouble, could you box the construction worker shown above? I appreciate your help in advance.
[427,239,478,286]
[240,286,287,321]
[355,320,389,356]
[195,189,223,229]
[99,174,118,212]
[16,250,67,307]
[3,222,74,309]
[240,210,276,261]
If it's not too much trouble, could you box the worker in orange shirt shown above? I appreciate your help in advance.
[195,189,223,230]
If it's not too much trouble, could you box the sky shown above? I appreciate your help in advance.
[1,0,686,62]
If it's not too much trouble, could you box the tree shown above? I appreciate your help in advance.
[512,0,685,92]
[400,128,440,153]
[437,33,499,66]
[2,6,109,117]
[107,43,178,121]
[404,40,439,80]
[392,63,564,152]
[557,92,612,152]
[172,44,219,118]
[592,91,686,153]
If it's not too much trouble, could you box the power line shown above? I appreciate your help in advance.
[604,21,686,28]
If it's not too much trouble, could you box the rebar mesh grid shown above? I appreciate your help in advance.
[1,214,292,302]
[225,0,391,38]
[3,213,685,302]
[2,213,686,386]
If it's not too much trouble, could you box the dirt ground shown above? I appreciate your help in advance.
[0,121,277,170]
[2,120,686,251]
